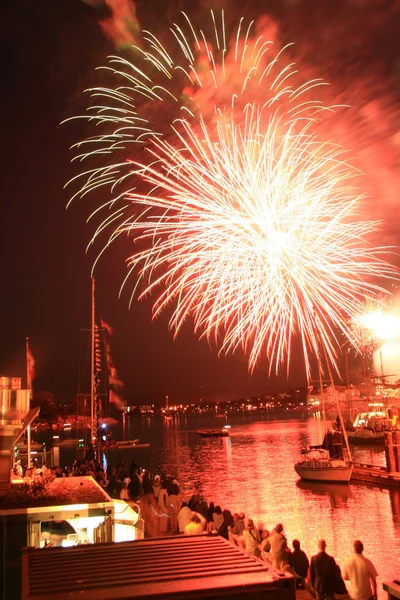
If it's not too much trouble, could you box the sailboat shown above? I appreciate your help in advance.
[295,345,353,484]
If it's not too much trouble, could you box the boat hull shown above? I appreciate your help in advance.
[295,462,353,483]
[347,433,385,446]
[197,430,229,438]
[103,440,150,450]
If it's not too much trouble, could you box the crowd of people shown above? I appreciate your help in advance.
[12,457,379,600]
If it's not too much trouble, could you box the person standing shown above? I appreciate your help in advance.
[158,481,169,533]
[342,540,378,600]
[310,539,338,600]
[290,539,310,587]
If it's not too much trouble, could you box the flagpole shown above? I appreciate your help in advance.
[25,337,30,391]
[25,337,31,466]
[90,277,95,447]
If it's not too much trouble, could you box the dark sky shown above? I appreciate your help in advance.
[2,0,400,405]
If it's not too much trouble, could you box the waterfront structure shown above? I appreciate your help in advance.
[0,375,141,599]
[21,534,296,600]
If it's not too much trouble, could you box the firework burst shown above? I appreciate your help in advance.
[66,11,398,378]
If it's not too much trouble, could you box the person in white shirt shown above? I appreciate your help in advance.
[342,540,378,600]
[177,502,192,533]
[184,513,204,535]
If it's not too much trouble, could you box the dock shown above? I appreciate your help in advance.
[351,463,400,488]
[296,588,315,600]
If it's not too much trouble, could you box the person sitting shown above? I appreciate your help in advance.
[177,502,192,533]
[120,479,130,500]
[240,518,261,557]
[228,512,245,548]
[184,513,204,535]
[207,505,224,532]
[217,509,234,540]
[259,530,272,564]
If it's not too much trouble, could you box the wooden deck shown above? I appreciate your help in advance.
[21,535,297,600]
[351,463,400,488]
[296,589,315,600]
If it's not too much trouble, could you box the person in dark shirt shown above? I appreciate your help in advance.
[310,539,338,600]
[290,539,310,586]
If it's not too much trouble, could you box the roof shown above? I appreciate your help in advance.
[0,476,113,512]
[22,534,295,600]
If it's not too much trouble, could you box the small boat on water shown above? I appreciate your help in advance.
[52,438,82,448]
[347,429,386,446]
[103,439,150,450]
[197,426,230,438]
[346,407,398,446]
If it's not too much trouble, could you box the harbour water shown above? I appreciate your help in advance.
[56,413,400,584]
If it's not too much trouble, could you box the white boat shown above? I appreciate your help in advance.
[102,439,150,450]
[295,448,353,483]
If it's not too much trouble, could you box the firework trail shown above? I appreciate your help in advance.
[66,11,398,378]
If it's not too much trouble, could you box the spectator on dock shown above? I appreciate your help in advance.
[167,487,181,534]
[228,512,245,547]
[269,523,289,570]
[207,505,224,532]
[184,513,203,535]
[207,501,215,523]
[342,540,378,600]
[310,539,338,600]
[260,530,272,564]
[142,471,154,495]
[158,481,169,533]
[289,539,310,587]
[177,502,192,533]
[194,496,208,519]
[120,479,130,500]
[240,518,261,557]
[128,469,143,500]
[217,509,233,540]
[152,474,162,500]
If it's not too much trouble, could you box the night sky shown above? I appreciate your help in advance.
[2,0,400,406]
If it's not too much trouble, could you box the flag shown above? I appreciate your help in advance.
[109,389,126,410]
[100,319,114,336]
[26,340,35,391]
[104,338,124,390]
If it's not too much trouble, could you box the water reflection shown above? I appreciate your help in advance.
[296,480,353,508]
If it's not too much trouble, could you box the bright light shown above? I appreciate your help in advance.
[360,310,400,341]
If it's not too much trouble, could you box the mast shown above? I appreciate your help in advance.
[321,342,352,462]
[90,277,96,445]
[313,312,352,462]
[316,350,327,433]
